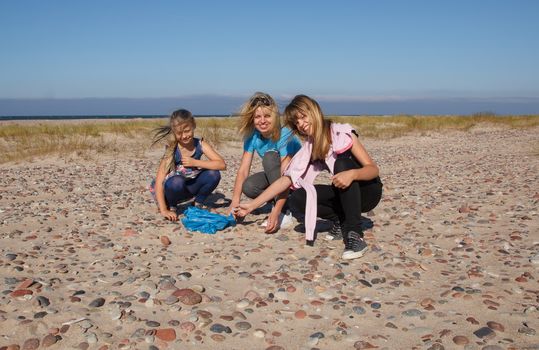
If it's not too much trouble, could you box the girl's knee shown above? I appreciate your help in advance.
[206,169,221,182]
[262,150,280,169]
[164,175,186,191]
[334,157,358,173]
[242,178,258,199]
[289,189,306,211]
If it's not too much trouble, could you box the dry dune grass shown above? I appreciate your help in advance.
[1,114,537,163]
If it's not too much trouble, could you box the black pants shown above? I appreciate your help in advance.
[289,157,382,236]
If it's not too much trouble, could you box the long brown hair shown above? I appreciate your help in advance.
[284,95,331,161]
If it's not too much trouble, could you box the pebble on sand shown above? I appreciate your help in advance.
[155,328,176,342]
[160,235,171,246]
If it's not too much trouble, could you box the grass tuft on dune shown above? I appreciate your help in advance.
[1,114,537,163]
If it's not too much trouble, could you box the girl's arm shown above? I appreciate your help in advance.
[229,151,253,215]
[182,140,226,170]
[332,134,379,189]
[155,158,178,221]
[237,176,292,218]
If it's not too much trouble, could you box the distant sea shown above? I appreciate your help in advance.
[0,115,230,121]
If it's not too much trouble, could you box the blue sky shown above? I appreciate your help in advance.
[1,0,538,115]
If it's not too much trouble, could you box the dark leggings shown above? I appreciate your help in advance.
[164,170,221,206]
[289,157,382,235]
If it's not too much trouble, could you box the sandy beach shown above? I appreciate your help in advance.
[1,124,538,350]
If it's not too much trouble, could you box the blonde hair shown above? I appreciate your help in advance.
[284,95,332,161]
[152,109,196,173]
[237,92,280,142]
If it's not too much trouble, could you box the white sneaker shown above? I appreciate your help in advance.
[280,211,294,229]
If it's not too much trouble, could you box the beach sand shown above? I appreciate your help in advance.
[0,125,538,350]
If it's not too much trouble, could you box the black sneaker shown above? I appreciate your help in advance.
[324,221,343,241]
[342,231,368,260]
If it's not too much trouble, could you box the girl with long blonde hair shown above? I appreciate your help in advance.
[229,92,302,233]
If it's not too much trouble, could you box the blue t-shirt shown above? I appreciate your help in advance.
[243,127,301,158]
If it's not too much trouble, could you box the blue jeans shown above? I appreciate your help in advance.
[164,170,221,206]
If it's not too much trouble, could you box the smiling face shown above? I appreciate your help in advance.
[172,121,195,147]
[294,111,313,136]
[253,106,274,138]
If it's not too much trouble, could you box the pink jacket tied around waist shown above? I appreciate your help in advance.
[284,123,355,241]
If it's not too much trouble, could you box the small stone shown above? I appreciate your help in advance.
[22,338,40,350]
[191,284,205,293]
[294,310,307,319]
[89,298,105,308]
[5,253,17,261]
[310,332,325,339]
[370,302,381,309]
[180,321,196,332]
[145,320,160,327]
[80,320,92,330]
[210,334,226,342]
[353,306,366,315]
[155,328,176,342]
[235,321,251,330]
[486,321,504,332]
[518,324,536,336]
[244,290,260,300]
[253,329,266,338]
[41,334,58,347]
[210,323,232,334]
[173,289,202,305]
[452,336,469,345]
[236,299,250,308]
[86,333,97,344]
[177,272,192,280]
[353,340,378,349]
[164,295,178,305]
[286,286,296,293]
[34,311,48,319]
[427,343,445,350]
[36,296,50,307]
[17,279,34,290]
[197,310,213,319]
[160,236,171,246]
[5,345,21,350]
[11,289,33,298]
[402,309,422,317]
[466,317,480,325]
[473,327,495,339]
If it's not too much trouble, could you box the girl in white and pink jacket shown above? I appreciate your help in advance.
[236,95,382,260]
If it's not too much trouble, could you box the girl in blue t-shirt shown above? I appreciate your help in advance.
[229,92,301,233]
[150,109,226,221]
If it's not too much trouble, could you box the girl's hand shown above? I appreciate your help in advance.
[181,156,197,167]
[236,202,254,218]
[228,200,240,216]
[160,209,178,221]
[332,170,355,189]
[265,209,280,234]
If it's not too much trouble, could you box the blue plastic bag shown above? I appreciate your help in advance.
[181,206,236,234]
